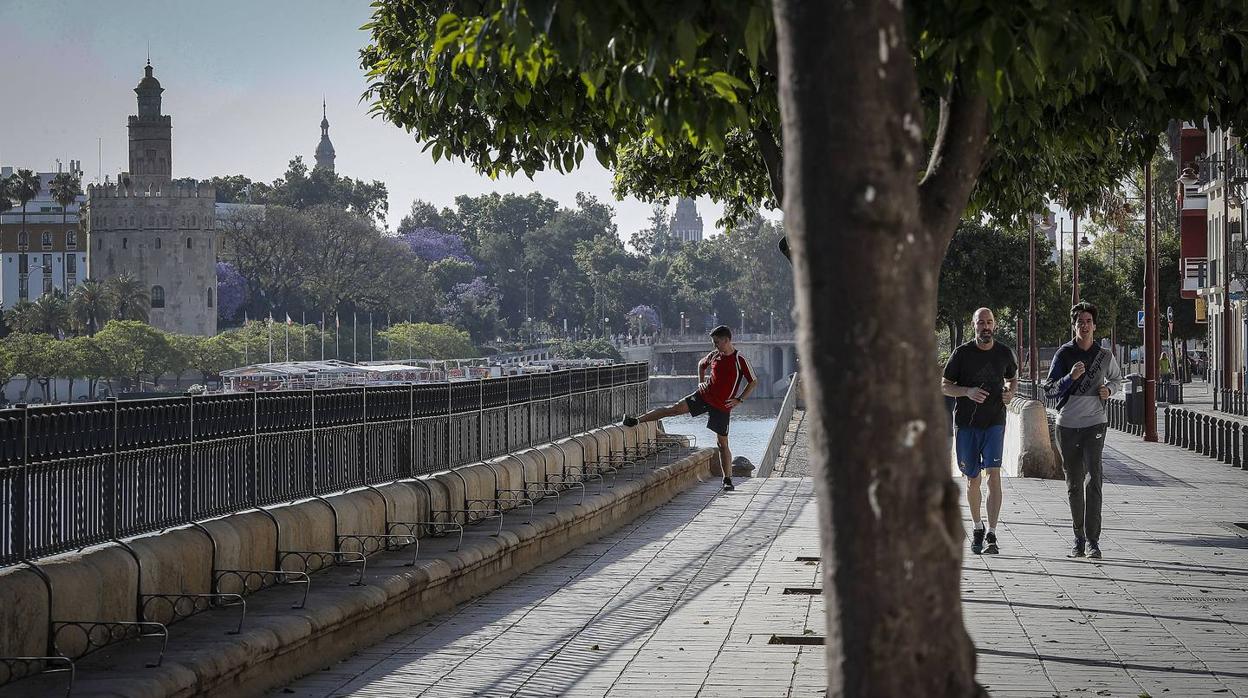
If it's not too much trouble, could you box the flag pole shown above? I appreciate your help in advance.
[353,311,358,363]
[267,312,273,363]
[369,313,374,362]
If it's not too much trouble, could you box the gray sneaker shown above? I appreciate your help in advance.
[1070,540,1086,558]
[983,531,999,555]
[1088,542,1102,559]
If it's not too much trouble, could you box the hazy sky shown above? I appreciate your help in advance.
[0,0,747,239]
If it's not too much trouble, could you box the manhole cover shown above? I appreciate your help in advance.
[769,635,825,645]
[783,587,823,595]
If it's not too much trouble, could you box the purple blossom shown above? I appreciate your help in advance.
[626,304,661,331]
[216,262,247,321]
[399,227,473,264]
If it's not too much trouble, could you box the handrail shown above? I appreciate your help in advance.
[0,362,650,568]
[757,374,799,478]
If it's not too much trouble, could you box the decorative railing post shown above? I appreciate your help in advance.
[249,390,259,508]
[309,388,318,494]
[15,404,29,561]
[106,397,120,540]
[361,385,369,483]
[183,393,194,522]
[408,383,416,478]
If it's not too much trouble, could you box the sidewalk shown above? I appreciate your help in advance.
[280,429,1248,697]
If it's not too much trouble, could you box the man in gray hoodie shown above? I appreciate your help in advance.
[1044,301,1123,559]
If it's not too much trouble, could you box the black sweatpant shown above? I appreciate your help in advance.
[1057,423,1107,544]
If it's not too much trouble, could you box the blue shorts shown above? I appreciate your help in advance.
[955,425,1005,479]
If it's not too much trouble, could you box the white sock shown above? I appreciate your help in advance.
[988,527,996,535]
[974,521,984,531]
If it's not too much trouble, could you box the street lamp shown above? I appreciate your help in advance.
[680,311,686,336]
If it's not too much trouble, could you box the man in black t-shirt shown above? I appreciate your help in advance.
[942,308,1018,555]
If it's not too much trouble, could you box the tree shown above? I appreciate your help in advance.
[0,341,15,403]
[69,280,115,336]
[440,277,504,344]
[26,293,71,337]
[379,322,476,359]
[3,301,35,335]
[363,3,1248,692]
[94,320,171,390]
[216,262,248,323]
[553,337,622,361]
[6,333,56,401]
[185,334,241,386]
[8,169,41,242]
[261,157,390,225]
[48,172,82,294]
[938,222,1032,346]
[0,174,13,222]
[107,273,150,322]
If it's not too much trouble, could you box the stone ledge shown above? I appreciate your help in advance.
[2,447,715,698]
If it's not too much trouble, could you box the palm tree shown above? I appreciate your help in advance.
[4,300,35,334]
[70,279,114,335]
[0,175,13,222]
[9,169,42,244]
[107,272,149,322]
[28,292,70,337]
[48,172,82,293]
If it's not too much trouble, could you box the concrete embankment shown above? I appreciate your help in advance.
[0,425,717,697]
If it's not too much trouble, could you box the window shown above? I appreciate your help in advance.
[67,255,77,275]
[186,237,193,249]
[18,276,28,299]
[17,231,28,249]
[207,288,214,308]
[151,285,165,309]
[42,254,51,274]
[41,232,52,249]
[42,277,52,294]
[97,238,102,251]
[66,230,77,249]
[17,254,27,274]
[122,238,128,249]
[155,237,162,249]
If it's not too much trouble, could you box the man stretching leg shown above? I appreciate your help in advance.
[624,325,757,490]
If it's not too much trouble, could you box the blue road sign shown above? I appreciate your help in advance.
[1137,310,1145,328]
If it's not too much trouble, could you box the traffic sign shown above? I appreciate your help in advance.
[1137,310,1145,328]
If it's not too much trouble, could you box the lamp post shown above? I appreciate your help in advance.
[680,311,686,336]
[1028,215,1038,381]
[1072,213,1081,306]
[1143,159,1159,441]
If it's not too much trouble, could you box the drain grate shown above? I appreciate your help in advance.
[783,587,823,595]
[1173,596,1238,604]
[795,556,821,562]
[769,634,825,645]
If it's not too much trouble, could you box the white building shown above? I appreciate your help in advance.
[0,162,90,309]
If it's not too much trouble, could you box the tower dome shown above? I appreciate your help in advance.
[315,100,336,173]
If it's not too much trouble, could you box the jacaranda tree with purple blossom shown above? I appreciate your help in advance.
[216,262,247,323]
[625,304,660,334]
[399,226,474,264]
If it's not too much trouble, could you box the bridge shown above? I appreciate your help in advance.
[617,332,798,401]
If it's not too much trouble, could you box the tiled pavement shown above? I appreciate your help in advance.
[280,427,1248,697]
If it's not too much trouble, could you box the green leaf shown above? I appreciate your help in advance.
[515,89,532,107]
[676,21,697,66]
[433,13,463,55]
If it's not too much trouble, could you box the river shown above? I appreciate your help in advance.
[651,398,783,466]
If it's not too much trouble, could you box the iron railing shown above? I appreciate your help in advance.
[1165,405,1248,469]
[0,363,649,568]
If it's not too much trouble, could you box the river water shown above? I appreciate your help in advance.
[651,398,783,466]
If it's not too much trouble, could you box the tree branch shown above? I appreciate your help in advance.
[919,82,990,252]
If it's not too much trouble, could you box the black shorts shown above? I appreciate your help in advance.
[684,392,730,436]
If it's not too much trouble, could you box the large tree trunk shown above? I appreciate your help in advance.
[774,1,987,695]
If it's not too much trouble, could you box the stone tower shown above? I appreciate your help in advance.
[670,197,704,243]
[315,100,336,173]
[83,63,218,336]
[128,62,172,191]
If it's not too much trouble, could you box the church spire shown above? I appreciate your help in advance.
[315,99,336,173]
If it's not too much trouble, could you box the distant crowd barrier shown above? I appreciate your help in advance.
[0,363,650,569]
[1165,405,1248,470]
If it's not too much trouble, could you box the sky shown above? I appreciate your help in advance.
[0,0,753,240]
